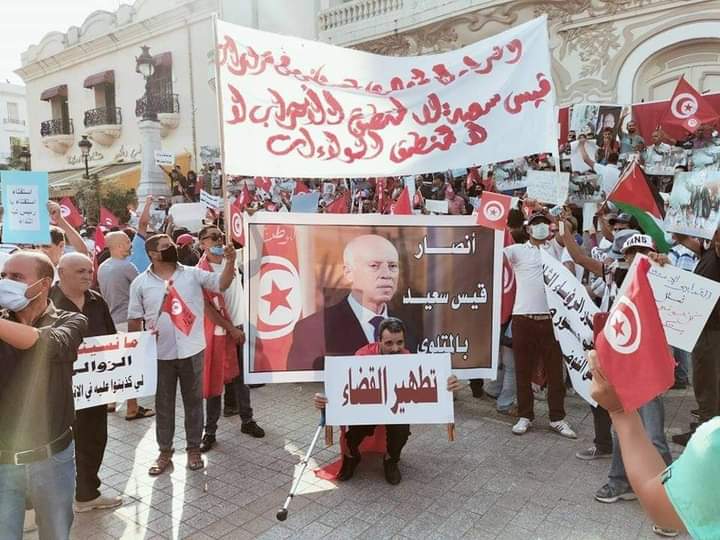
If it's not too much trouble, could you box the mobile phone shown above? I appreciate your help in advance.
[559,221,565,236]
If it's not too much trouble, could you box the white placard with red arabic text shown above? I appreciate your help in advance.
[215,17,555,178]
[324,353,454,426]
[72,332,157,410]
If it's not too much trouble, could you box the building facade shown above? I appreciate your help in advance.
[318,0,720,104]
[0,83,29,166]
[16,0,319,193]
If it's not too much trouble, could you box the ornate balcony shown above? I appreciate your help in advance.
[319,0,404,32]
[40,118,74,154]
[84,106,122,146]
[135,93,180,137]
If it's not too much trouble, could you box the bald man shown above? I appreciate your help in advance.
[287,234,408,371]
[0,251,87,539]
[98,232,154,420]
[51,253,123,513]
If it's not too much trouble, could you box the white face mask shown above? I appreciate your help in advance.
[0,279,41,312]
[530,223,550,241]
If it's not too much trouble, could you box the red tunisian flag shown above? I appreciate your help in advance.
[99,207,119,228]
[501,228,516,324]
[161,284,197,336]
[390,186,412,215]
[228,197,245,246]
[59,197,83,228]
[294,180,309,194]
[660,76,719,134]
[325,192,349,214]
[476,191,511,230]
[595,257,675,412]
[254,224,302,371]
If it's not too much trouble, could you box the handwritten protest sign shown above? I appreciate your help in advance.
[526,170,569,205]
[1,171,51,245]
[154,150,175,167]
[200,189,221,210]
[541,251,597,405]
[168,202,207,233]
[72,332,157,410]
[216,17,555,177]
[324,353,454,426]
[425,199,449,214]
[618,256,720,352]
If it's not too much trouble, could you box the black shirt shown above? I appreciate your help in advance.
[50,286,116,340]
[695,248,720,331]
[0,302,87,451]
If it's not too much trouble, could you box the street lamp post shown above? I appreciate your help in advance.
[79,135,92,178]
[19,146,31,171]
[135,45,169,199]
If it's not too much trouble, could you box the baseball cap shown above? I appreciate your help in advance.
[609,229,639,259]
[609,213,632,225]
[622,233,656,253]
[526,211,551,225]
[176,233,194,247]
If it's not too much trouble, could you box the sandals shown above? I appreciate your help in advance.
[126,406,155,421]
[187,449,205,471]
[148,451,173,476]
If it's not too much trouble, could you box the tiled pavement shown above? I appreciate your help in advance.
[26,383,695,539]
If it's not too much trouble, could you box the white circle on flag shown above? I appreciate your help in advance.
[603,296,641,354]
[171,299,182,316]
[688,118,698,128]
[231,212,243,239]
[671,93,698,119]
[483,200,505,222]
[60,205,71,218]
[256,255,302,340]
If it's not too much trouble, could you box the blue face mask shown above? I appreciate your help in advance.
[209,246,225,257]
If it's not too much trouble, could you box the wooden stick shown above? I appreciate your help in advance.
[447,423,456,442]
[324,426,333,447]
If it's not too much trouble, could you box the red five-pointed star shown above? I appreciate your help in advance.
[262,280,292,315]
[612,318,625,337]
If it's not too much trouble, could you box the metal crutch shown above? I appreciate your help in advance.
[276,410,326,521]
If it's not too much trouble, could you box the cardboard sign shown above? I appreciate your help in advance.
[1,171,51,245]
[154,150,175,167]
[324,353,454,426]
[526,170,570,205]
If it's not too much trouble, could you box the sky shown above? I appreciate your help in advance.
[0,0,123,85]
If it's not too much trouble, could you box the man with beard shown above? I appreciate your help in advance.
[313,318,460,484]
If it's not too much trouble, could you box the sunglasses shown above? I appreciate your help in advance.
[201,232,223,241]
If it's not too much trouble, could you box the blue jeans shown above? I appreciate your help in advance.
[0,441,75,540]
[608,397,672,491]
[672,346,690,385]
[485,346,516,411]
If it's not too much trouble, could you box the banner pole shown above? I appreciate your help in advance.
[211,13,231,240]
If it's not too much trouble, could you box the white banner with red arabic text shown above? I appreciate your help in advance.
[72,332,157,410]
[324,353,454,426]
[216,17,555,178]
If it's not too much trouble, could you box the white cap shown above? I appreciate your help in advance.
[622,233,656,253]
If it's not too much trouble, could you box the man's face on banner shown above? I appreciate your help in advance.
[343,234,399,311]
[379,329,405,354]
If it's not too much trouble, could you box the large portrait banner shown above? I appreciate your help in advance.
[243,214,502,383]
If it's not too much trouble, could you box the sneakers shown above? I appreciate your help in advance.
[383,458,402,485]
[200,433,216,453]
[512,417,532,435]
[241,421,265,438]
[73,494,123,513]
[549,420,577,439]
[337,453,361,481]
[652,525,679,537]
[595,483,637,503]
[575,446,612,461]
[23,509,37,532]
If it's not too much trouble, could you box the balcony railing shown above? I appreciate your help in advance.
[135,93,180,117]
[319,0,404,31]
[3,118,26,126]
[40,118,74,137]
[84,106,122,127]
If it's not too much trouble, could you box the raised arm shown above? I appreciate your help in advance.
[0,318,40,350]
[561,220,603,275]
[137,195,153,237]
[48,201,89,257]
[578,139,596,169]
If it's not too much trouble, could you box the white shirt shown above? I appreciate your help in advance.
[347,294,388,343]
[209,259,244,335]
[594,163,620,194]
[561,247,584,282]
[504,241,561,315]
[128,264,222,360]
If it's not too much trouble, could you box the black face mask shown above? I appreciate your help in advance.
[159,245,178,263]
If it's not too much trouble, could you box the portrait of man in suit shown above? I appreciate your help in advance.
[287,234,401,370]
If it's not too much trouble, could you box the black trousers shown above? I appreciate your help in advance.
[73,404,108,502]
[591,405,612,454]
[345,425,410,461]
